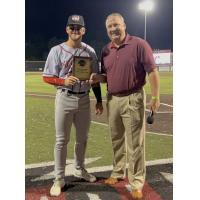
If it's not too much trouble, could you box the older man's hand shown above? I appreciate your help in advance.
[148,98,160,113]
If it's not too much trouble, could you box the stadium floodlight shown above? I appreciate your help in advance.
[138,0,154,40]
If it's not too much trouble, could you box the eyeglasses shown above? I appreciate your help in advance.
[69,25,82,31]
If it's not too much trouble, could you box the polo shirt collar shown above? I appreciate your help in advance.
[109,33,131,49]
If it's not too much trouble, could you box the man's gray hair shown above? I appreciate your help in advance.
[106,13,125,24]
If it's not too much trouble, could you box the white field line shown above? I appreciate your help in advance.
[160,172,173,183]
[26,93,55,98]
[86,193,102,200]
[26,158,172,171]
[155,111,172,114]
[26,93,173,108]
[145,108,172,114]
[26,93,173,113]
[25,157,101,169]
[40,197,48,200]
[27,93,173,135]
[91,121,108,126]
[81,158,173,174]
[92,121,172,137]
[90,97,173,108]
[160,103,173,108]
[146,131,173,137]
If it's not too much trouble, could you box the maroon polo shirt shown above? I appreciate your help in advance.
[101,34,156,95]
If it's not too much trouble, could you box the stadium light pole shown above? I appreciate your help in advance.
[138,0,154,40]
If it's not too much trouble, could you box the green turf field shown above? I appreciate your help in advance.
[25,72,173,166]
[26,95,173,166]
[25,72,173,96]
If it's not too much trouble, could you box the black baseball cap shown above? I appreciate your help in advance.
[67,15,85,27]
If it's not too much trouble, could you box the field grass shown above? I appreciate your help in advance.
[26,96,173,166]
[25,72,173,96]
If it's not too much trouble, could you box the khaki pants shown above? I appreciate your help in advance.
[107,89,146,190]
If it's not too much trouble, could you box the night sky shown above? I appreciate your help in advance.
[25,0,173,59]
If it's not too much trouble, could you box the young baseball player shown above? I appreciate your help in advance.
[43,14,103,197]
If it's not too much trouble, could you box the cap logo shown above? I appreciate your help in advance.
[72,15,80,22]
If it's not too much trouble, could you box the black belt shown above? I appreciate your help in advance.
[61,88,88,94]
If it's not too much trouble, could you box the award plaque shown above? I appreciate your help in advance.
[72,56,92,80]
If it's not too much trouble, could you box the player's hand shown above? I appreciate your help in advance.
[147,98,160,113]
[64,75,79,86]
[88,73,101,85]
[95,102,103,115]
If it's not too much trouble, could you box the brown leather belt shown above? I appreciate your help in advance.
[110,88,142,97]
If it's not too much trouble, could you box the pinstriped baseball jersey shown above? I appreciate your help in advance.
[43,42,99,92]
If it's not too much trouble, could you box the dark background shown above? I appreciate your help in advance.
[25,0,173,60]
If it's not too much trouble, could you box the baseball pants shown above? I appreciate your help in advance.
[54,89,91,179]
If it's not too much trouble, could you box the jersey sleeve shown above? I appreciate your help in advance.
[88,48,100,73]
[43,76,65,86]
[139,40,156,73]
[43,47,60,77]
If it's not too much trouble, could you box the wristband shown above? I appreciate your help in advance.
[152,96,159,100]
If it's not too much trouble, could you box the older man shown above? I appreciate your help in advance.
[90,13,160,199]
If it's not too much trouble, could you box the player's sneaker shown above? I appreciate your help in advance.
[50,178,65,197]
[74,168,96,182]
